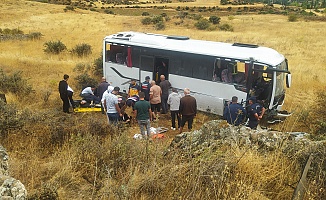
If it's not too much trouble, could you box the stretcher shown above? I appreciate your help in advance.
[73,100,102,113]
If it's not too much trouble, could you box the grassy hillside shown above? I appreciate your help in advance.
[0,0,325,199]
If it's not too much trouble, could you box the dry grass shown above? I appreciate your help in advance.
[0,0,325,199]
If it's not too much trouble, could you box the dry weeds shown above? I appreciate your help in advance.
[0,0,325,199]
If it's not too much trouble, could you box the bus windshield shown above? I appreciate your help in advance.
[275,61,287,97]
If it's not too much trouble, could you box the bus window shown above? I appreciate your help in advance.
[233,62,246,85]
[106,44,132,66]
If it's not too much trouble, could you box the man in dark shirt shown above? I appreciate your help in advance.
[141,76,151,101]
[58,74,70,113]
[179,88,197,133]
[247,96,266,129]
[97,77,110,99]
[134,92,152,138]
[159,75,171,114]
[223,96,246,126]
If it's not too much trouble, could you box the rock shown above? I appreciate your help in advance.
[0,146,27,199]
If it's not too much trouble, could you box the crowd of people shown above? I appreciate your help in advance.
[59,73,266,138]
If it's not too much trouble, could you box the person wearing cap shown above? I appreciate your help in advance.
[141,76,151,101]
[128,79,141,98]
[247,96,266,129]
[103,86,121,125]
[223,96,246,126]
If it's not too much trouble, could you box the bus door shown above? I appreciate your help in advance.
[140,55,155,83]
[154,57,169,84]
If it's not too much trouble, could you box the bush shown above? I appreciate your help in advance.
[0,69,33,97]
[93,55,103,77]
[65,5,74,11]
[43,40,67,54]
[141,17,152,25]
[152,15,163,24]
[209,16,221,24]
[71,43,92,57]
[195,19,210,30]
[27,32,42,40]
[74,73,98,91]
[288,14,298,22]
[219,23,234,32]
[104,9,114,14]
[0,101,25,136]
[155,21,165,30]
[142,12,150,16]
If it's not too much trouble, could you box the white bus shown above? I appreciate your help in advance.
[102,31,291,121]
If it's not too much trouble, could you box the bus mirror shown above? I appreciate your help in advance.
[286,74,291,88]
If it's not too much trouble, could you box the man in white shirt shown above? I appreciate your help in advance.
[81,86,100,104]
[103,86,121,125]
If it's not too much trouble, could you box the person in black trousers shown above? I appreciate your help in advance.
[59,74,70,113]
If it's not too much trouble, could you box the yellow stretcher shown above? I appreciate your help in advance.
[73,107,102,112]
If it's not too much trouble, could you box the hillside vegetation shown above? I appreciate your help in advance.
[0,0,325,199]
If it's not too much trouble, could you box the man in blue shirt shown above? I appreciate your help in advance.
[141,76,151,101]
[223,96,246,126]
[247,96,266,129]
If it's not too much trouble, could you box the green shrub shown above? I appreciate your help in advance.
[288,14,298,22]
[73,63,87,73]
[0,101,25,136]
[219,23,234,32]
[141,17,152,25]
[209,16,221,24]
[66,5,75,10]
[104,10,114,14]
[142,12,150,16]
[27,32,42,40]
[71,43,92,57]
[74,73,98,91]
[152,15,163,24]
[93,55,103,77]
[10,28,24,35]
[0,69,33,97]
[43,40,67,54]
[195,19,210,30]
[155,21,165,30]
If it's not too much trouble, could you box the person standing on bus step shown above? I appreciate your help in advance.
[159,75,171,114]
[96,77,110,113]
[149,80,162,120]
[58,74,70,113]
[247,96,266,129]
[223,96,246,126]
[104,86,122,125]
[168,88,181,130]
[134,92,152,139]
[128,78,141,98]
[156,61,168,84]
[141,76,151,101]
[179,88,197,133]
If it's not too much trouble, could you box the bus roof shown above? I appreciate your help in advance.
[104,31,285,66]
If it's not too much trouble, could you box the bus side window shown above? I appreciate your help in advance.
[213,59,222,81]
[233,62,246,85]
